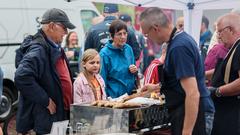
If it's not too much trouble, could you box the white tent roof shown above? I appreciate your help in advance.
[90,0,240,45]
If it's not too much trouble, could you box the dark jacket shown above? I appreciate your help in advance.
[84,16,140,60]
[15,30,73,134]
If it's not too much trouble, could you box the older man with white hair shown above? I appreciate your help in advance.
[210,13,240,135]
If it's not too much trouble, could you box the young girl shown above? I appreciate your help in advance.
[73,49,106,104]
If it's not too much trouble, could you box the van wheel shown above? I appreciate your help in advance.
[0,86,14,122]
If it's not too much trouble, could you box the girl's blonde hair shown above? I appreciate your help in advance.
[80,49,99,72]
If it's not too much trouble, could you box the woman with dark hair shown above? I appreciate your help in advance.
[64,31,80,61]
[64,31,80,77]
[100,20,137,98]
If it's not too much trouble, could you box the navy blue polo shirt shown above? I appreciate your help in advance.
[164,31,215,113]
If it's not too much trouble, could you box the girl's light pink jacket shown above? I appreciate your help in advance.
[73,73,106,104]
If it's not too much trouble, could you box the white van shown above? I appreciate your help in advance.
[0,0,99,122]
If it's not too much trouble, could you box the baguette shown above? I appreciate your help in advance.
[97,100,108,107]
[104,101,117,107]
[112,102,142,109]
[91,100,99,106]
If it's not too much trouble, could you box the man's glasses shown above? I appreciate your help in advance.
[217,26,231,35]
[54,23,67,32]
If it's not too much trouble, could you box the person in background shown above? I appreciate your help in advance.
[119,13,145,57]
[205,9,240,85]
[207,8,240,55]
[64,31,80,78]
[143,44,167,99]
[119,13,145,52]
[84,3,140,60]
[176,16,184,31]
[91,15,104,25]
[100,20,137,98]
[144,44,167,85]
[209,13,240,135]
[207,23,218,55]
[64,31,80,61]
[140,7,214,135]
[14,8,75,135]
[204,31,229,86]
[73,49,106,104]
[200,16,212,60]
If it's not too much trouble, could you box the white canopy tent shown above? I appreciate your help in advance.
[90,0,240,45]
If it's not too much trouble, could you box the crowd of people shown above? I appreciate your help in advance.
[11,3,240,135]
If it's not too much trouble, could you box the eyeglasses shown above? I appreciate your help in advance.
[217,26,231,35]
[54,23,67,32]
[114,31,128,38]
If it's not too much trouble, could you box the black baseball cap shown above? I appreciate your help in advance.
[119,14,132,22]
[41,8,75,29]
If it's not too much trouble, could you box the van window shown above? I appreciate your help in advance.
[80,10,98,33]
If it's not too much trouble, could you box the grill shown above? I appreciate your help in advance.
[70,104,169,134]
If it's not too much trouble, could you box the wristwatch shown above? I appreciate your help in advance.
[215,88,222,97]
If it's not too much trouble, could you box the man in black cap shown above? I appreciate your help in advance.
[84,3,140,60]
[119,13,146,77]
[15,8,75,135]
[119,14,145,57]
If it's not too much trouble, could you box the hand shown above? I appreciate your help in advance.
[65,51,74,59]
[47,98,56,114]
[141,83,160,93]
[129,64,138,74]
